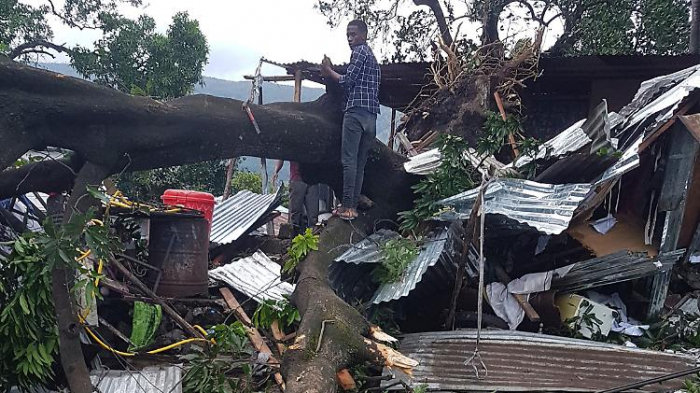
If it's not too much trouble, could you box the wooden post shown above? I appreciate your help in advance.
[219,288,286,390]
[293,70,302,103]
[388,108,397,150]
[222,157,238,200]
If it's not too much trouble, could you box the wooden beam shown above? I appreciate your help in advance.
[219,288,286,390]
[244,75,296,82]
[293,70,303,103]
[388,109,397,150]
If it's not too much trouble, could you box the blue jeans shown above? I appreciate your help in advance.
[341,107,377,208]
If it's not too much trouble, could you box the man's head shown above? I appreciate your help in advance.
[347,20,368,47]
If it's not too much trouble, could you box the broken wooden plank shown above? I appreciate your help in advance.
[494,92,519,158]
[493,260,540,322]
[219,287,286,390]
[110,258,203,339]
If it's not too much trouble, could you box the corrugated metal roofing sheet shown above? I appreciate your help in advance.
[90,366,181,393]
[552,249,684,293]
[404,148,505,176]
[332,224,466,304]
[209,188,282,245]
[438,179,593,235]
[384,330,696,392]
[209,251,294,303]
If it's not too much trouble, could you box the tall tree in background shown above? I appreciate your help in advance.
[317,0,691,60]
[1,0,213,201]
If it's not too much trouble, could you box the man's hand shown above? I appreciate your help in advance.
[320,55,333,77]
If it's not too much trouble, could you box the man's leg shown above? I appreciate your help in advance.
[289,180,308,234]
[304,183,320,228]
[352,109,378,207]
[341,110,363,208]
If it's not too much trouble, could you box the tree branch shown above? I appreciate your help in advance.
[9,39,71,60]
[413,0,454,46]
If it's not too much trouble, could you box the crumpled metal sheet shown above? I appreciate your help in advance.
[403,148,505,176]
[90,366,182,393]
[209,251,295,303]
[209,188,282,245]
[334,229,401,264]
[332,224,466,304]
[551,249,684,293]
[383,330,696,392]
[438,179,593,235]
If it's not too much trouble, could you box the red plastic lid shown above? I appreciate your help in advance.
[161,189,215,202]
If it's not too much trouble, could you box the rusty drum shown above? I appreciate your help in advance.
[147,214,209,297]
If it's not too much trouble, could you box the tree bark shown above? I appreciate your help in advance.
[0,57,417,215]
[281,212,417,393]
[692,0,700,54]
[51,162,110,393]
[0,56,420,391]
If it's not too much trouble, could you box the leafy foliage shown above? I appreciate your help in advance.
[71,11,208,99]
[0,203,120,391]
[399,134,477,231]
[230,170,263,195]
[372,237,421,284]
[114,160,228,203]
[182,322,254,393]
[316,0,691,60]
[252,298,301,331]
[283,228,320,273]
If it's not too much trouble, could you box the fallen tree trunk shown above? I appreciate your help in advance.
[282,212,418,393]
[0,57,417,214]
[0,56,419,391]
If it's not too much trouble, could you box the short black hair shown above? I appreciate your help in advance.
[348,19,368,35]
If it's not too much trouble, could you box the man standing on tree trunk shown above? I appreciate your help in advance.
[321,19,381,221]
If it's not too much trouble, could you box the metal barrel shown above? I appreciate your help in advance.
[147,214,209,297]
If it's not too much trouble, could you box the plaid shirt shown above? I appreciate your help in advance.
[339,43,381,114]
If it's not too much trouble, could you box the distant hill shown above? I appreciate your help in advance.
[36,63,393,180]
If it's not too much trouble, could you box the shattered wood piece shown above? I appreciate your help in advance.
[336,369,357,391]
[219,287,286,390]
[363,338,419,377]
[110,258,203,339]
[270,320,287,355]
[494,92,519,158]
[493,260,540,322]
[396,132,418,156]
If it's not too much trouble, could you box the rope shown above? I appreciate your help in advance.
[242,58,263,134]
[464,172,489,380]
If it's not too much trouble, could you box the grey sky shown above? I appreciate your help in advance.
[30,0,563,81]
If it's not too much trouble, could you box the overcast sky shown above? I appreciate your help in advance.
[31,0,562,81]
[33,0,354,80]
